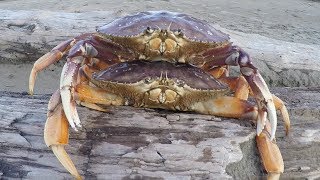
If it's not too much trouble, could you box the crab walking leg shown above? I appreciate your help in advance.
[218,76,251,100]
[208,66,229,79]
[60,59,82,130]
[211,66,290,135]
[217,76,290,135]
[191,96,258,119]
[272,95,290,135]
[29,39,75,95]
[73,65,125,111]
[45,90,82,180]
[75,84,124,106]
[191,96,284,175]
[209,66,253,100]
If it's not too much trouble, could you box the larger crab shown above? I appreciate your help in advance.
[29,11,290,179]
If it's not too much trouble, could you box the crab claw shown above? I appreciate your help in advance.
[251,73,278,140]
[266,99,277,140]
[45,90,82,179]
[60,60,82,130]
[256,99,277,140]
[234,47,278,140]
[51,145,81,180]
[246,74,278,140]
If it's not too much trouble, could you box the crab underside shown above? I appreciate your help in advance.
[29,11,290,179]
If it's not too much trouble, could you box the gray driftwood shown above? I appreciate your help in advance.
[0,87,320,179]
[0,9,320,87]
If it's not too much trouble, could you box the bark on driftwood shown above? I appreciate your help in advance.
[0,9,320,87]
[1,87,320,179]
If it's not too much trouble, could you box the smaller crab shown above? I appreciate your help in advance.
[29,11,290,179]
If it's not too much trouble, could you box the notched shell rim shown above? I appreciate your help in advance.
[97,11,230,43]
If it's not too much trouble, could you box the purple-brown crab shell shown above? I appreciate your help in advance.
[97,11,230,43]
[93,60,228,91]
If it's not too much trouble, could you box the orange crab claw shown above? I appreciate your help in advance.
[44,90,82,180]
[256,122,284,176]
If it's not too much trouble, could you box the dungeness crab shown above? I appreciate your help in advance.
[29,11,290,179]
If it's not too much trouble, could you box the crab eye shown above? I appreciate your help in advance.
[144,77,153,84]
[174,29,183,36]
[146,27,154,34]
[175,79,185,87]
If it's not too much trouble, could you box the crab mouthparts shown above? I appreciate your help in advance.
[148,36,178,55]
[148,87,178,104]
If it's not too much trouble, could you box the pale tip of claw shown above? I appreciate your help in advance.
[269,127,276,140]
[29,83,34,96]
[256,117,264,136]
[73,112,82,128]
[256,126,263,136]
[51,145,82,180]
[266,101,277,141]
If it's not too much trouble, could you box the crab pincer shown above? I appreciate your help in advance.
[60,60,82,130]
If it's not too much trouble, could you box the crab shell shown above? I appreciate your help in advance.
[95,11,231,66]
[90,60,229,110]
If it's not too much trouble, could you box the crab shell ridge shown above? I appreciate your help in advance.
[97,11,230,43]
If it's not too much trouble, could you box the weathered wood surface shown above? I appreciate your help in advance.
[0,87,320,179]
[0,9,319,87]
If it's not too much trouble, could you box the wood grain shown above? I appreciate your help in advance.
[0,87,319,179]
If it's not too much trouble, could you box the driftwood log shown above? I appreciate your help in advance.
[0,87,320,179]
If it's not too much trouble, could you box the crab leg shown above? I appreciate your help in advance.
[210,46,278,140]
[216,75,290,133]
[191,96,258,119]
[236,47,277,140]
[44,90,82,180]
[74,84,124,110]
[218,76,251,100]
[192,95,288,177]
[60,59,82,130]
[60,38,103,130]
[273,95,290,135]
[210,68,290,135]
[46,86,124,179]
[75,65,125,108]
[29,39,75,95]
[256,121,284,176]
